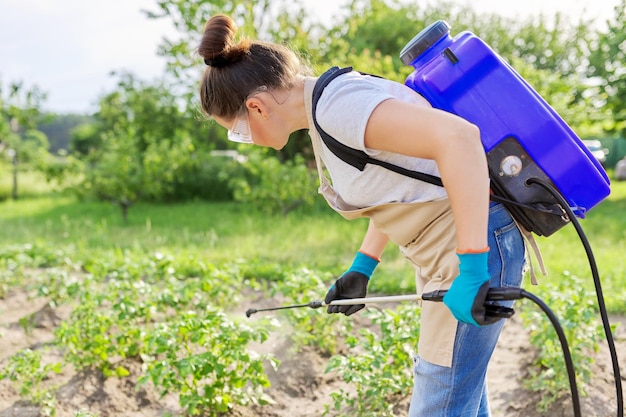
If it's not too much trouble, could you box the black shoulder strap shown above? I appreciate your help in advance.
[312,68,565,222]
[312,66,444,187]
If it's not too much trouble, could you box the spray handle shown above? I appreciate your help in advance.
[421,287,524,302]
[421,290,447,302]
[484,287,525,301]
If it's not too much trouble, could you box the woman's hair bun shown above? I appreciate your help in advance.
[199,14,247,67]
[204,55,228,67]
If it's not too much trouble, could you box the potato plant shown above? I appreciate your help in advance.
[269,268,354,356]
[0,348,62,416]
[519,273,603,411]
[0,246,281,416]
[139,309,278,415]
[0,243,610,416]
[323,304,421,417]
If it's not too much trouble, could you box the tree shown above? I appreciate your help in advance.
[320,0,596,135]
[131,0,605,213]
[322,0,428,79]
[0,81,48,200]
[70,72,228,219]
[95,72,194,153]
[144,0,272,105]
[144,0,324,162]
[587,0,626,135]
[83,125,146,222]
[321,0,594,78]
[74,75,180,219]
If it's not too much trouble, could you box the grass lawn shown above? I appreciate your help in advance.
[1,169,625,311]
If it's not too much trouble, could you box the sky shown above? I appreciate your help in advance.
[0,0,621,114]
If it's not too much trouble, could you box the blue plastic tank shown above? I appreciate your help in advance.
[400,21,611,236]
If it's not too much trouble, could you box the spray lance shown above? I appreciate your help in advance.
[245,288,518,319]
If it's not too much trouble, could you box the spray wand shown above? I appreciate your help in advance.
[245,288,520,318]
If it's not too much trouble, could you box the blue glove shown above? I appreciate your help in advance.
[324,251,379,316]
[443,249,501,327]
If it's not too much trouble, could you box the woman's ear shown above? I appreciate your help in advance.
[246,96,270,119]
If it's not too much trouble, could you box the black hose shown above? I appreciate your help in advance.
[527,177,623,417]
[520,289,582,417]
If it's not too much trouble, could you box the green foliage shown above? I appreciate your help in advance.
[0,257,22,298]
[81,125,146,219]
[64,73,230,217]
[231,151,318,215]
[140,309,278,415]
[48,252,280,416]
[323,1,594,78]
[25,0,614,212]
[324,0,424,76]
[325,304,421,417]
[0,244,285,416]
[0,80,50,200]
[5,0,626,210]
[271,268,353,356]
[0,242,71,269]
[142,138,242,203]
[145,0,296,101]
[76,75,183,214]
[0,162,59,200]
[37,152,84,191]
[29,267,83,307]
[1,182,625,415]
[95,73,190,150]
[0,348,62,414]
[74,411,99,417]
[587,0,626,136]
[69,121,102,156]
[520,274,604,411]
[0,80,47,134]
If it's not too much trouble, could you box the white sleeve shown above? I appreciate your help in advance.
[315,72,395,156]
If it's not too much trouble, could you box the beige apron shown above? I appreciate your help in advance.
[320,178,460,367]
[304,78,459,366]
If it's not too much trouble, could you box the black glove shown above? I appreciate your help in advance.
[324,271,369,316]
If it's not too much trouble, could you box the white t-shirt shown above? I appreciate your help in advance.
[309,70,448,208]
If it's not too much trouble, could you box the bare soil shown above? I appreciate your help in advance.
[0,285,624,417]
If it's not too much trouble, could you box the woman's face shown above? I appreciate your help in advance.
[214,98,290,150]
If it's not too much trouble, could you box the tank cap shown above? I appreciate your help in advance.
[400,20,451,66]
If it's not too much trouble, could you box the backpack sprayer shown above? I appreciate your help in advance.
[400,21,611,237]
[246,21,622,417]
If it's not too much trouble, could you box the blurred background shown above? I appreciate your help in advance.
[1,0,625,206]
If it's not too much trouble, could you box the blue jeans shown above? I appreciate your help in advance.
[408,203,526,417]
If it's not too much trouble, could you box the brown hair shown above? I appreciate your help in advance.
[198,14,309,119]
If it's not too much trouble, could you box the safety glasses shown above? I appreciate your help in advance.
[227,86,270,144]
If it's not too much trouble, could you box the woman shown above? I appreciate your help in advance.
[198,14,526,417]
